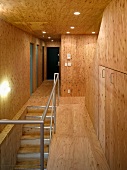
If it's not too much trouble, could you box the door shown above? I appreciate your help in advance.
[36,45,39,87]
[30,43,33,95]
[47,47,59,80]
[42,46,44,81]
[99,66,106,153]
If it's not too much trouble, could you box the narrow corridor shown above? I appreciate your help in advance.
[11,81,109,170]
[46,97,109,170]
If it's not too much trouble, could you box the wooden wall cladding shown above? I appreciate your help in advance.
[97,0,127,73]
[98,66,106,153]
[61,35,97,97]
[0,107,27,170]
[84,37,99,133]
[1,125,22,170]
[88,0,127,169]
[0,19,43,131]
[98,67,127,170]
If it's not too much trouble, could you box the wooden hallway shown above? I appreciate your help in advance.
[47,97,110,170]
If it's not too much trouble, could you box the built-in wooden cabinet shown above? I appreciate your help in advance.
[99,66,106,153]
[99,66,127,170]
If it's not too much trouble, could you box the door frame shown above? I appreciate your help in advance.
[30,43,33,95]
[46,47,60,80]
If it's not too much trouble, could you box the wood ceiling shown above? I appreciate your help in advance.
[0,0,112,41]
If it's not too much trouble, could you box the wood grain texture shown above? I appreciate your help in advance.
[99,66,106,153]
[84,36,99,134]
[61,35,97,97]
[0,19,44,131]
[105,69,127,170]
[95,0,127,169]
[98,0,127,73]
[47,97,110,170]
[0,80,53,170]
[85,1,127,170]
[105,68,114,167]
[0,108,27,170]
[0,0,112,40]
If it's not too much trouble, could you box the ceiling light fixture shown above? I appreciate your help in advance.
[51,40,54,42]
[66,32,70,34]
[92,32,96,34]
[42,31,46,34]
[48,37,51,39]
[74,12,80,15]
[70,26,75,29]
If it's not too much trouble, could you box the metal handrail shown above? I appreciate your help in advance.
[0,120,44,170]
[42,73,59,121]
[42,73,59,134]
[0,73,60,170]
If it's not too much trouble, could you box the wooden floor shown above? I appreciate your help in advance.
[2,80,109,170]
[26,80,54,106]
[47,97,110,170]
[27,81,110,170]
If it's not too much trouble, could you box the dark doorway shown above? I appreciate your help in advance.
[36,45,39,88]
[42,46,44,81]
[47,47,59,80]
[30,43,33,95]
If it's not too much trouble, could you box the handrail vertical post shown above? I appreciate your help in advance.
[40,122,44,170]
[54,73,56,84]
[53,86,56,134]
[58,73,60,106]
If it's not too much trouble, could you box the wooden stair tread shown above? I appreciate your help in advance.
[15,159,47,169]
[23,122,53,127]
[21,134,50,140]
[18,145,49,154]
[26,112,53,117]
[22,128,51,135]
[14,106,53,170]
[27,107,51,113]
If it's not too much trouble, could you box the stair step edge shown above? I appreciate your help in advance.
[23,126,53,129]
[21,134,50,139]
[17,153,49,159]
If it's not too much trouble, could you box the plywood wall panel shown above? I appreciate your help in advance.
[86,0,127,169]
[84,35,98,133]
[61,35,97,97]
[99,66,106,153]
[0,19,43,131]
[98,0,127,73]
[105,69,127,170]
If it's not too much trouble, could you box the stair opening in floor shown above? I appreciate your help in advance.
[0,73,60,170]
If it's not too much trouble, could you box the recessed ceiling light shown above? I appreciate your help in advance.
[66,32,70,34]
[48,37,51,39]
[74,12,80,15]
[92,32,96,34]
[42,31,46,34]
[70,26,75,29]
[51,40,54,42]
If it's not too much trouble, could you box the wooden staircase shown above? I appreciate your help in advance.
[14,106,54,170]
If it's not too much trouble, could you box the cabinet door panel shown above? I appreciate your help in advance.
[105,69,127,170]
[123,74,127,170]
[99,66,106,153]
[105,68,116,168]
[116,72,127,170]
